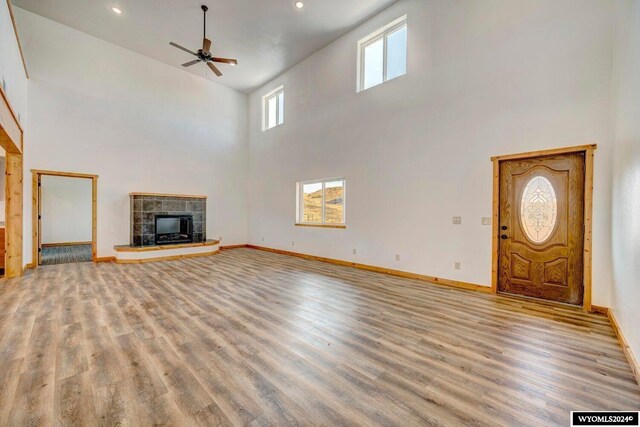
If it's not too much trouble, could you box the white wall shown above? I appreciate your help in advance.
[40,175,92,244]
[15,8,249,262]
[0,1,27,124]
[610,0,640,366]
[248,0,615,305]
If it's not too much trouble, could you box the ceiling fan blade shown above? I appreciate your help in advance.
[169,42,197,56]
[181,59,200,67]
[207,62,223,77]
[203,37,212,53]
[211,57,238,66]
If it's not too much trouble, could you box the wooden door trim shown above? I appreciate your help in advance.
[490,144,596,162]
[31,170,98,266]
[0,85,23,278]
[491,144,597,312]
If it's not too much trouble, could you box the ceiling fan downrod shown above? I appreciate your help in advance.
[202,5,208,40]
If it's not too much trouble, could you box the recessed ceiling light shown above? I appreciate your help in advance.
[295,1,304,9]
[111,6,122,15]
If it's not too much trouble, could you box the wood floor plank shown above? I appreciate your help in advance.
[0,248,638,426]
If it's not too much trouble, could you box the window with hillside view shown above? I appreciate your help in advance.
[297,179,345,226]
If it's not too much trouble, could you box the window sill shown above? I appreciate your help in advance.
[262,123,283,132]
[295,223,346,229]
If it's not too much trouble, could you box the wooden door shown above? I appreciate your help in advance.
[498,153,585,305]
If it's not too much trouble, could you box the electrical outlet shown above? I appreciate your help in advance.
[454,262,461,270]
[353,249,357,255]
[292,241,295,246]
[395,254,400,261]
[261,237,264,242]
[482,217,491,226]
[453,217,462,225]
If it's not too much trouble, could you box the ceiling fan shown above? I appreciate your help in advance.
[169,5,237,77]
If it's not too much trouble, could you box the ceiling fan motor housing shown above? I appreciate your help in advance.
[197,50,213,62]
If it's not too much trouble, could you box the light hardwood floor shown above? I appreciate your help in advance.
[0,248,638,426]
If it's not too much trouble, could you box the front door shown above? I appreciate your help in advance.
[498,152,585,305]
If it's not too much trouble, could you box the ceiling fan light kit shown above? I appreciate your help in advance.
[169,4,238,77]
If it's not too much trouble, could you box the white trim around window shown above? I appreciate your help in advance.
[357,15,407,92]
[296,178,346,228]
[262,85,284,131]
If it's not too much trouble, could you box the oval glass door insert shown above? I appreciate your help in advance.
[520,176,557,243]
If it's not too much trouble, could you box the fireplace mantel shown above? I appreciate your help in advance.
[129,192,207,199]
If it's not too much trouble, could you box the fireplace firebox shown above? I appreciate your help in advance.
[155,214,193,245]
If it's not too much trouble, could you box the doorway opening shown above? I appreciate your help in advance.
[491,145,595,311]
[32,170,97,266]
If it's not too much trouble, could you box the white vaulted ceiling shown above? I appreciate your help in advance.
[13,0,398,93]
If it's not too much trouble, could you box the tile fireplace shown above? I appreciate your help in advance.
[130,193,206,246]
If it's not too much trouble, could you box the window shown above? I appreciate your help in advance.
[296,178,346,226]
[357,15,407,92]
[262,85,284,131]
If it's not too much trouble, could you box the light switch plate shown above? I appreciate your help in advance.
[453,217,462,225]
[482,217,491,225]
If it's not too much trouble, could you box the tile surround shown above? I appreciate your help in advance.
[130,194,206,246]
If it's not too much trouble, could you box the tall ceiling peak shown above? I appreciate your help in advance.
[13,0,398,93]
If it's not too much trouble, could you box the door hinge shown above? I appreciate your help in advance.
[38,215,41,220]
[38,248,41,253]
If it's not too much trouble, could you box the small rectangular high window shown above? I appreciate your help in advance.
[262,86,284,131]
[357,16,407,92]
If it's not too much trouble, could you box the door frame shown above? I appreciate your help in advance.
[0,85,24,278]
[31,169,98,266]
[490,144,596,312]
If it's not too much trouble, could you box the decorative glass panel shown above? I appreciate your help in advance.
[520,176,557,244]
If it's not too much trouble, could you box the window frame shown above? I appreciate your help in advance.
[296,177,346,228]
[357,15,407,92]
[262,85,284,131]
